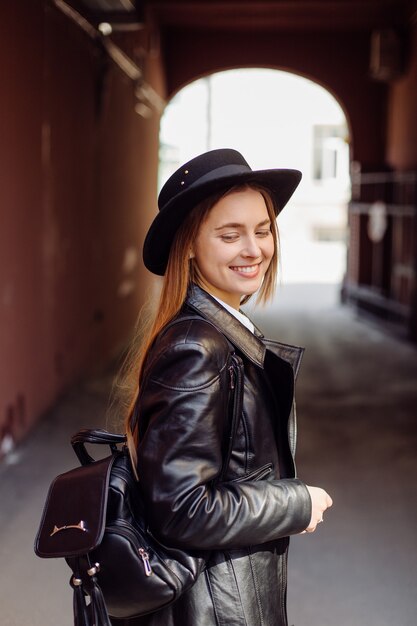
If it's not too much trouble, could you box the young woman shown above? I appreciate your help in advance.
[121,148,332,626]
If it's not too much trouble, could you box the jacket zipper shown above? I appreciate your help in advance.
[219,353,244,483]
[228,365,234,389]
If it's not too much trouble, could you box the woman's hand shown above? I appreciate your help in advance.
[302,486,333,533]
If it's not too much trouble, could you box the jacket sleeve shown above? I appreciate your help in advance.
[136,323,311,550]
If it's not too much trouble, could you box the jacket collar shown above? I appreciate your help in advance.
[185,284,304,376]
[186,284,266,368]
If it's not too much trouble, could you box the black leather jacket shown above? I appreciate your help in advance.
[127,285,311,626]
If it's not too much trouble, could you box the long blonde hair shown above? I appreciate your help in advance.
[120,183,279,467]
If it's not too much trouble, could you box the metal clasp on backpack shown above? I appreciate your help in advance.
[50,520,87,536]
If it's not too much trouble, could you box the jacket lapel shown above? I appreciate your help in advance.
[186,284,304,378]
[186,285,266,368]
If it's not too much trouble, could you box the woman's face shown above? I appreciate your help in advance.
[192,188,275,309]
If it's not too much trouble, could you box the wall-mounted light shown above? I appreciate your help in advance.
[52,0,165,116]
[98,22,113,36]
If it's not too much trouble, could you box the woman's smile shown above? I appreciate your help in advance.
[229,262,261,277]
[192,188,275,309]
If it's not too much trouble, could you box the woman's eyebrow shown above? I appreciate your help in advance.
[215,219,270,231]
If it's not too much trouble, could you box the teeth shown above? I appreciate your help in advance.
[231,265,258,273]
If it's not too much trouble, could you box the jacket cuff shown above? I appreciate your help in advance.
[284,478,312,534]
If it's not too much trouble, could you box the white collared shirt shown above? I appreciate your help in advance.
[211,295,255,334]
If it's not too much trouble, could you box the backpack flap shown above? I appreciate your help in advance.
[35,454,117,558]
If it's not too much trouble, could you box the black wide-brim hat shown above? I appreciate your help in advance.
[143,148,302,275]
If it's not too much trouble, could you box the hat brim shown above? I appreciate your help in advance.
[143,168,301,276]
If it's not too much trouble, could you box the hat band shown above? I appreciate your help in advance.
[190,163,251,187]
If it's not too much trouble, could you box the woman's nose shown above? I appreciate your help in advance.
[242,236,262,258]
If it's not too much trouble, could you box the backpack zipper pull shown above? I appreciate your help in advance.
[138,548,152,576]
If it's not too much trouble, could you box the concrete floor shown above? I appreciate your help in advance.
[1,283,416,626]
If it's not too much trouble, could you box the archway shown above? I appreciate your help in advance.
[159,68,351,307]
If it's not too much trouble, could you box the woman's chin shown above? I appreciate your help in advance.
[240,282,263,297]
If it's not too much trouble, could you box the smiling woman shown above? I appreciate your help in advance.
[116,148,332,626]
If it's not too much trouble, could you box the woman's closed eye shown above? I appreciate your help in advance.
[220,233,240,242]
[221,229,271,243]
[256,229,271,238]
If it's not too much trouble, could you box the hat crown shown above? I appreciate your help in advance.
[158,148,250,211]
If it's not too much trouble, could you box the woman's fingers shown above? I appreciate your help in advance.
[303,485,333,533]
